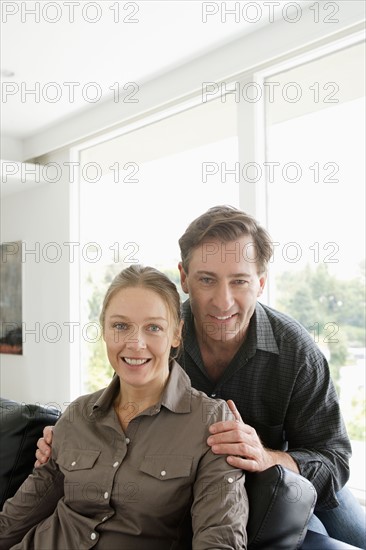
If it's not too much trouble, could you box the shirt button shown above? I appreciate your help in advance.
[71,461,76,466]
[125,438,130,444]
[227,477,234,484]
[90,532,97,540]
[211,393,216,398]
[113,461,119,468]
[160,470,167,477]
[104,492,109,499]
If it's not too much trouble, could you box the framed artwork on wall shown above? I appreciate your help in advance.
[0,241,22,355]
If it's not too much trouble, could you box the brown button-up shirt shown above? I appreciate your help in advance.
[0,361,248,549]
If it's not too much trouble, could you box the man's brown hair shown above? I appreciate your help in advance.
[178,205,273,274]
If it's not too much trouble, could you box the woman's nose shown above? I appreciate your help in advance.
[126,326,146,349]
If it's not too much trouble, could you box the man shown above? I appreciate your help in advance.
[36,205,365,547]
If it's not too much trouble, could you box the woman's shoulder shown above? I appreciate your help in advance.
[190,387,233,424]
[170,361,234,423]
[55,387,106,427]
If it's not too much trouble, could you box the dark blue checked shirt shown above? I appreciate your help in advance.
[178,299,352,510]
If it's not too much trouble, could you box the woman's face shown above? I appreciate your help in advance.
[103,286,181,393]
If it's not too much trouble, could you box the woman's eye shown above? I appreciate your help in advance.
[147,324,162,332]
[113,322,128,330]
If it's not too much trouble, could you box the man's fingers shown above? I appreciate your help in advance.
[43,425,54,444]
[209,418,251,435]
[209,440,257,458]
[209,420,238,434]
[209,401,246,436]
[227,455,259,472]
[34,447,48,467]
[37,437,50,456]
[207,429,250,446]
[226,399,243,423]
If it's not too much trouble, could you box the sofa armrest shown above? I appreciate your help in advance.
[246,465,317,549]
[0,397,61,509]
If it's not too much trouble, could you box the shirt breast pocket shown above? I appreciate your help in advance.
[139,455,194,511]
[57,449,101,508]
[58,449,101,472]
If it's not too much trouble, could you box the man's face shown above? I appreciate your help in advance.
[179,237,266,346]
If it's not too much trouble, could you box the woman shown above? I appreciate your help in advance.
[0,265,248,549]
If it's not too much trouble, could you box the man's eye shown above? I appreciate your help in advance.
[200,277,214,284]
[233,280,249,285]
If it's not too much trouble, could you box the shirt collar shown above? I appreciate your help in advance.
[92,375,120,416]
[91,361,192,417]
[182,299,202,365]
[160,360,192,413]
[251,302,279,355]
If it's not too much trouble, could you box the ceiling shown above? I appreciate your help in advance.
[0,1,308,140]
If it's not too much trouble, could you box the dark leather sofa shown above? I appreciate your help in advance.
[0,397,361,549]
[0,397,61,507]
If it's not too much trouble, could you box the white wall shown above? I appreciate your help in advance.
[0,148,72,409]
[1,136,24,162]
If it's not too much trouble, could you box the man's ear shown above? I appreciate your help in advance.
[257,273,267,297]
[172,319,184,348]
[178,262,189,294]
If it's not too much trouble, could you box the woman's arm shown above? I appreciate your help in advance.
[0,451,64,548]
[191,400,248,550]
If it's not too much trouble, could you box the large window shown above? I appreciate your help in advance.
[77,97,239,392]
[264,41,365,502]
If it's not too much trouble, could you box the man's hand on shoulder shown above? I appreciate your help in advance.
[34,425,54,468]
[207,400,300,474]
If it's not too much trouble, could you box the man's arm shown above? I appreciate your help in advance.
[35,425,54,467]
[207,400,300,473]
[207,346,352,511]
[280,352,351,509]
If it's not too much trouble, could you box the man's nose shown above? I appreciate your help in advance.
[212,282,234,312]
